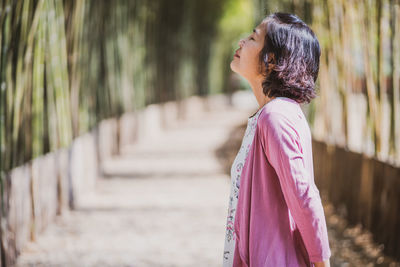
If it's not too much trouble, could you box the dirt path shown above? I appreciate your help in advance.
[15,106,250,267]
[15,103,400,267]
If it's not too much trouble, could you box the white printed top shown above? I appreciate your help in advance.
[222,104,265,267]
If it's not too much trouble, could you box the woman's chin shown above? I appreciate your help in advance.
[230,61,239,73]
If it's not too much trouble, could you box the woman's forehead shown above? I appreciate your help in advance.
[254,25,266,37]
[256,19,269,33]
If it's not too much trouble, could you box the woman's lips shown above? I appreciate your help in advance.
[234,53,240,58]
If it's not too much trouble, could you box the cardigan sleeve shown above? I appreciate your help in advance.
[259,111,331,263]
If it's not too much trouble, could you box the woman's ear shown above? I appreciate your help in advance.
[266,52,275,65]
[260,53,275,76]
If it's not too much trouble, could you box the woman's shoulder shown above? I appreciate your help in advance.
[258,99,300,123]
[257,99,306,136]
[257,100,312,150]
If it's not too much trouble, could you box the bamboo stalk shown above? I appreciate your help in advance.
[32,0,46,158]
[377,0,388,160]
[392,3,400,163]
[359,0,381,157]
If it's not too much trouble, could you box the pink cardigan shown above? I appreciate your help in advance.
[233,97,331,267]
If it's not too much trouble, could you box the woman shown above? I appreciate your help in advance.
[222,12,331,267]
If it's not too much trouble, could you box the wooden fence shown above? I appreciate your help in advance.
[313,139,400,260]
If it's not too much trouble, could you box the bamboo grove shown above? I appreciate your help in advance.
[0,0,234,195]
[1,0,400,203]
[262,0,400,164]
[312,0,400,164]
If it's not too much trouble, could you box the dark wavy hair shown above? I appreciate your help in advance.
[258,12,320,104]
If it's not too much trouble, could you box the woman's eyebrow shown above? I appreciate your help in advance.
[253,28,259,38]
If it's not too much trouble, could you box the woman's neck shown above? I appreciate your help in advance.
[249,78,274,108]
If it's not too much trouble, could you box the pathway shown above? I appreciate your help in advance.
[15,105,250,267]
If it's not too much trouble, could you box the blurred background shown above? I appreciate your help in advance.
[0,0,400,266]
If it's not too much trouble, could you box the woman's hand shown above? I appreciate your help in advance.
[313,259,331,267]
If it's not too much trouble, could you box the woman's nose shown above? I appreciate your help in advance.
[238,39,245,47]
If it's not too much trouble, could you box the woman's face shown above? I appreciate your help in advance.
[230,21,267,81]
